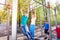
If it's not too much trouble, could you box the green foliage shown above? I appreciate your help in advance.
[36,6,45,25]
[0,0,60,26]
[0,10,12,24]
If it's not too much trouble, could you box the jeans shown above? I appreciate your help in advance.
[21,24,29,35]
[30,24,35,40]
[21,25,26,35]
[21,24,31,40]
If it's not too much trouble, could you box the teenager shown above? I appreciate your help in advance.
[30,10,36,40]
[20,8,29,38]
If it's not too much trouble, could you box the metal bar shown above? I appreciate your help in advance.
[6,0,10,40]
[40,13,43,35]
[42,0,47,20]
[40,0,43,34]
[0,16,1,24]
[29,4,42,12]
[33,0,54,10]
[54,7,58,40]
[12,0,18,40]
[47,2,52,40]
[7,10,10,40]
[54,7,58,28]
[0,3,6,5]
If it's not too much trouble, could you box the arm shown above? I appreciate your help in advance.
[52,29,56,33]
[20,8,23,16]
[25,8,29,17]
[43,23,45,29]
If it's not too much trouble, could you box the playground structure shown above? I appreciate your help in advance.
[0,0,60,40]
[0,0,11,40]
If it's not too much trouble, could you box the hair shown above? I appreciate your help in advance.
[58,23,60,25]
[32,9,36,14]
[44,20,48,22]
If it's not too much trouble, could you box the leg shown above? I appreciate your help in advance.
[30,25,35,40]
[25,25,31,40]
[44,29,48,39]
[21,25,31,40]
[25,25,29,32]
[47,30,49,40]
[21,25,26,35]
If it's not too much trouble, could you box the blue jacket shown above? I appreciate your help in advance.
[44,23,49,29]
[21,15,28,25]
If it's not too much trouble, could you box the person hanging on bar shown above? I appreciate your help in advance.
[44,20,49,40]
[20,7,30,38]
[29,9,36,40]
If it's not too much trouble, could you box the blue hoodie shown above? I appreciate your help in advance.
[44,23,49,30]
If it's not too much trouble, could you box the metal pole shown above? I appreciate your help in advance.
[0,16,1,24]
[47,2,52,40]
[6,0,10,40]
[7,8,10,40]
[54,7,58,40]
[40,13,43,35]
[33,0,54,10]
[12,0,18,40]
[39,0,44,35]
[54,7,58,28]
[42,0,47,20]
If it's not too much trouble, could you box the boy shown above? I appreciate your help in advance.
[44,20,49,40]
[20,8,30,39]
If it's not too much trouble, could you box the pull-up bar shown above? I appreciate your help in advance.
[33,0,54,9]
[0,3,11,9]
[0,1,11,40]
[0,3,6,5]
[33,0,52,40]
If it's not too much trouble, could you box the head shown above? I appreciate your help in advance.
[24,10,28,16]
[58,23,60,28]
[32,12,36,17]
[31,9,36,17]
[45,20,48,23]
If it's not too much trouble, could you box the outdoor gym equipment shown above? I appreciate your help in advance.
[54,7,58,40]
[33,0,54,10]
[40,0,47,36]
[33,0,52,40]
[7,3,11,40]
[42,0,47,20]
[20,5,32,40]
[47,2,52,40]
[0,0,11,40]
[12,0,18,40]
[54,7,58,29]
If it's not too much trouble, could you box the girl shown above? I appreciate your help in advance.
[30,10,36,40]
[53,24,60,40]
